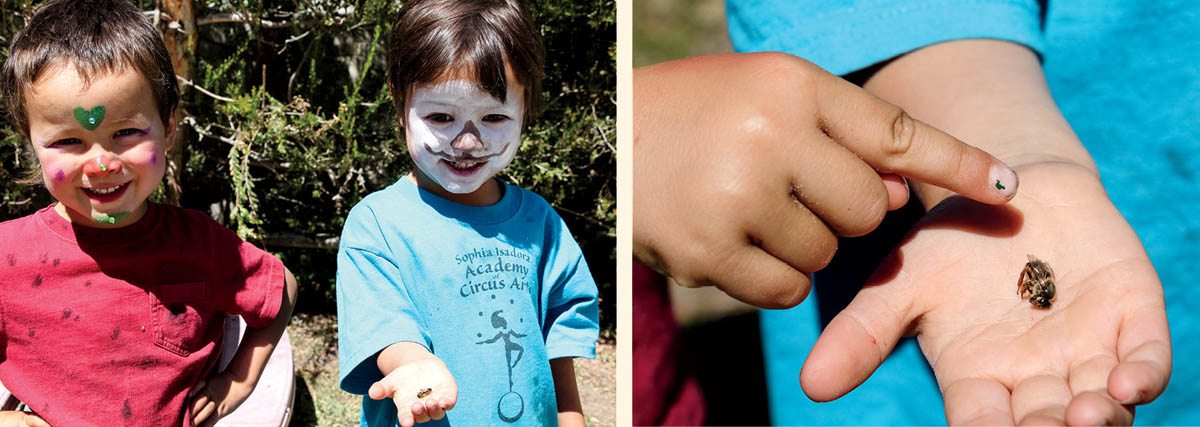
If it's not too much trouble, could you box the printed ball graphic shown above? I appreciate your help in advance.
[497,391,524,421]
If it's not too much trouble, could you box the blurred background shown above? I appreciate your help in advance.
[634,0,772,425]
[0,0,614,424]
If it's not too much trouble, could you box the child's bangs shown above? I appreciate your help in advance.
[428,17,513,103]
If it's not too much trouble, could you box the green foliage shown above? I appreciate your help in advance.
[0,0,615,336]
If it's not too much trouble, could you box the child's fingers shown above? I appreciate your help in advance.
[814,74,1018,205]
[425,398,446,420]
[410,400,431,424]
[942,377,1015,425]
[190,392,211,421]
[799,251,916,401]
[880,173,910,211]
[744,192,838,274]
[21,413,50,427]
[397,413,415,427]
[192,400,216,427]
[1064,354,1123,424]
[1064,390,1134,426]
[707,245,813,309]
[368,381,393,400]
[769,131,892,237]
[1111,304,1171,405]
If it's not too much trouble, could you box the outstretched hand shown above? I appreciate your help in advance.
[801,163,1170,425]
[369,355,458,427]
[634,52,1018,309]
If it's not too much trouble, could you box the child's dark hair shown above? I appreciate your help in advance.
[387,0,545,125]
[1,0,179,139]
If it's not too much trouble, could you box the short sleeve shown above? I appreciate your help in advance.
[726,0,1046,75]
[336,203,430,395]
[208,219,285,329]
[541,216,600,360]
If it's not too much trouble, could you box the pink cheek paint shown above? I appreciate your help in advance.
[54,170,64,182]
[151,153,157,165]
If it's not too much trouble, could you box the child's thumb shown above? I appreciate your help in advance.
[368,381,392,400]
[798,251,917,402]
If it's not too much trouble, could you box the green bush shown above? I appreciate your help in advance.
[0,0,615,338]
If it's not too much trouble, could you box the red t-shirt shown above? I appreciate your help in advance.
[0,203,284,426]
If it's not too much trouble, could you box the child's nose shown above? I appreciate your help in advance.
[451,121,484,151]
[83,155,121,177]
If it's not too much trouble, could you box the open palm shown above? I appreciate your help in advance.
[801,164,1170,425]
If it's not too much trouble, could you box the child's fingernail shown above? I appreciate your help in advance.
[989,164,1018,200]
[1122,391,1144,404]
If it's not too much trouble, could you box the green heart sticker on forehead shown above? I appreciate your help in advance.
[73,105,106,130]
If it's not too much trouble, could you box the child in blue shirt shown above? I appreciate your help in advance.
[335,0,599,426]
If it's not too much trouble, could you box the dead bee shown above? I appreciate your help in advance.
[417,387,432,399]
[1018,255,1056,309]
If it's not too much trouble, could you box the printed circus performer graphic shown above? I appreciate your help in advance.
[476,309,527,422]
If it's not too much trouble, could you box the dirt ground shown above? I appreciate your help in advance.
[286,313,616,426]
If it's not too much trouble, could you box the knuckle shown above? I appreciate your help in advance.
[886,108,917,157]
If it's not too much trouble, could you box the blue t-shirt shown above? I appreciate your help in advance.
[729,0,1200,424]
[336,177,599,426]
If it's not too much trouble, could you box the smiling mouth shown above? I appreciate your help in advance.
[83,182,129,202]
[441,158,488,176]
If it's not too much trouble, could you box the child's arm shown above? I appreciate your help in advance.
[369,341,458,427]
[189,268,298,426]
[550,357,585,427]
[634,53,1018,309]
[801,39,1170,425]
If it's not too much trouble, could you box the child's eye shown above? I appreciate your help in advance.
[425,113,454,124]
[482,114,511,123]
[113,128,144,138]
[46,138,81,148]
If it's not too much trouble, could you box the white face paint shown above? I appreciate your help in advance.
[406,79,524,194]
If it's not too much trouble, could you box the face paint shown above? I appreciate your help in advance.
[93,211,131,225]
[150,153,156,165]
[73,105,106,130]
[406,80,524,194]
[55,170,64,182]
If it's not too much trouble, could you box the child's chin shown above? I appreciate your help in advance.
[442,181,486,194]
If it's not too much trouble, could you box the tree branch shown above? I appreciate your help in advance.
[176,76,235,102]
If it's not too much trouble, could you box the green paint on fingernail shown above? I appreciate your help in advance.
[995,179,1006,190]
[73,105,106,130]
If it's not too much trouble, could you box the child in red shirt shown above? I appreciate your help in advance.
[0,0,298,425]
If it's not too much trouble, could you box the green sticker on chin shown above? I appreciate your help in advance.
[74,105,106,130]
[93,211,130,225]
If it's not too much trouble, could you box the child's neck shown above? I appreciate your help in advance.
[409,171,504,206]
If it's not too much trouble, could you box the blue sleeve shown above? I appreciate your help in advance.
[541,215,600,360]
[726,0,1046,75]
[336,203,430,395]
